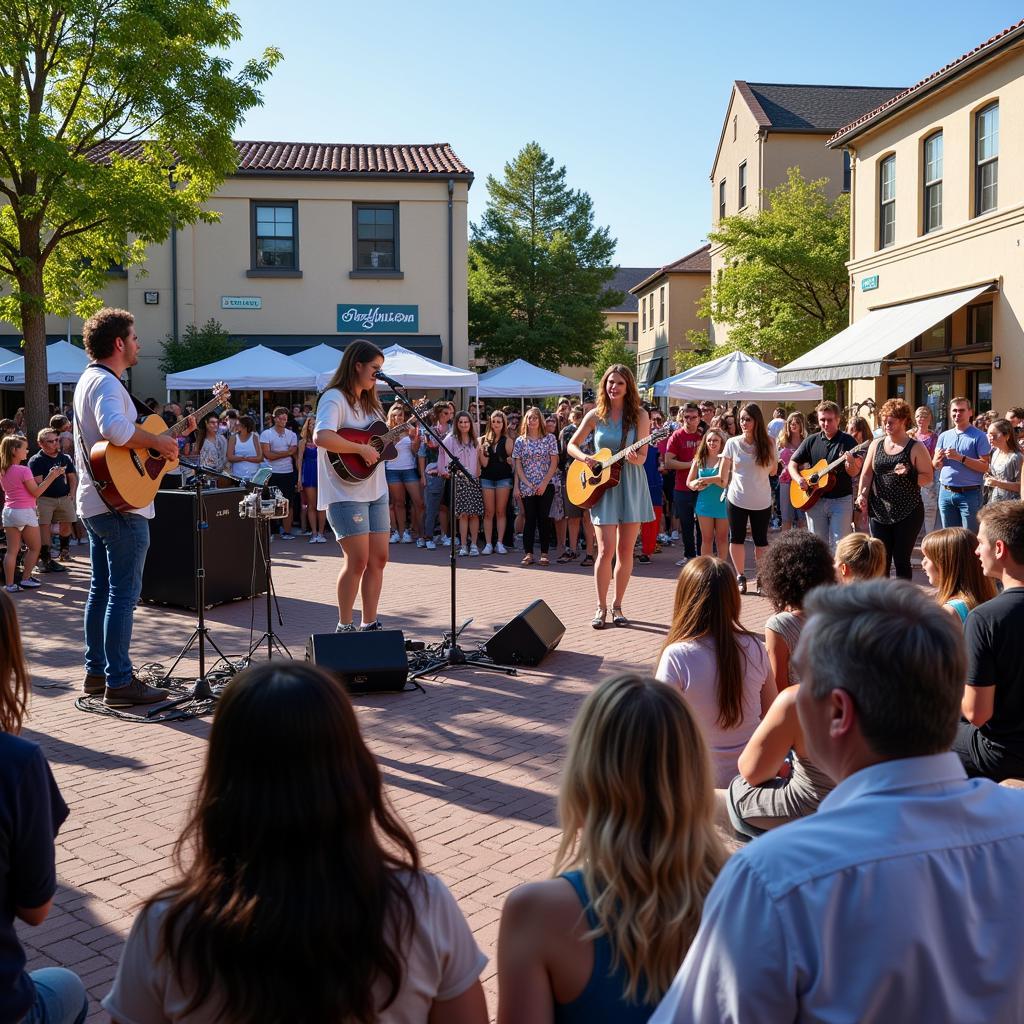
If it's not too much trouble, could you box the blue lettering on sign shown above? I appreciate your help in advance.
[861,274,879,292]
[337,304,419,333]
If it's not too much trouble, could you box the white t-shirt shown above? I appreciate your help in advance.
[656,633,771,787]
[102,872,487,1024]
[767,417,786,440]
[390,431,419,471]
[316,389,388,506]
[259,427,297,473]
[724,435,773,511]
[72,364,154,519]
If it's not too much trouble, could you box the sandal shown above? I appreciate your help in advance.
[611,605,629,627]
[592,607,607,629]
[580,553,594,567]
[521,554,534,566]
[556,550,574,564]
[538,555,550,566]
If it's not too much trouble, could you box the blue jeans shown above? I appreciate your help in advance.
[326,494,390,539]
[23,967,87,1024]
[672,489,701,558]
[804,494,853,554]
[939,486,983,535]
[423,473,446,537]
[83,512,150,688]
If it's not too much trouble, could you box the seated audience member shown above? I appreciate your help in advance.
[834,532,887,582]
[652,580,1024,1023]
[498,674,725,1022]
[104,662,487,1024]
[921,527,995,624]
[655,557,776,786]
[0,592,86,1024]
[955,503,1024,781]
[760,530,835,689]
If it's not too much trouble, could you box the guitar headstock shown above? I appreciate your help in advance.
[212,381,231,405]
[649,425,671,444]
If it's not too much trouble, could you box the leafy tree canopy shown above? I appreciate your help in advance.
[159,317,236,375]
[592,333,635,386]
[469,141,620,372]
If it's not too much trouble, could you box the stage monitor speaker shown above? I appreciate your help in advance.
[306,630,409,694]
[484,599,565,667]
[141,488,268,610]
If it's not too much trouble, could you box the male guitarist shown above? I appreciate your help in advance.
[787,400,863,554]
[74,308,194,706]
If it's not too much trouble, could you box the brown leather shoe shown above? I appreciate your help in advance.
[83,673,106,696]
[104,676,170,707]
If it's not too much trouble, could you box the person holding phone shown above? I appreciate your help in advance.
[28,428,78,572]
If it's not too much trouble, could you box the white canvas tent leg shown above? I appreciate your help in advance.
[58,383,63,408]
[521,396,525,414]
[260,392,264,424]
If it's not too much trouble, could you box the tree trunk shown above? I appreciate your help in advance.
[21,282,49,449]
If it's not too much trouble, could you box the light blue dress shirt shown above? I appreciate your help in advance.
[652,753,1024,1024]
[936,425,991,488]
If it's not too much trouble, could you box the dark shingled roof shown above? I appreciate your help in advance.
[736,83,906,133]
[629,245,711,295]
[88,140,473,179]
[828,18,1024,146]
[603,267,659,313]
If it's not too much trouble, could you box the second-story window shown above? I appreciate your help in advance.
[923,131,942,233]
[975,102,999,216]
[738,162,748,209]
[842,150,851,193]
[879,155,895,249]
[252,201,298,270]
[354,203,399,270]
[719,179,726,222]
[659,286,665,324]
[642,297,647,332]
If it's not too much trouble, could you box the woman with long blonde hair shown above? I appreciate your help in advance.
[383,403,423,546]
[497,673,725,1022]
[567,364,653,627]
[512,407,559,565]
[921,527,996,624]
[776,412,808,532]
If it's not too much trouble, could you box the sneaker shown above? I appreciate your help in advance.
[45,559,67,573]
[276,532,293,541]
[675,557,689,567]
[83,673,106,696]
[103,677,170,707]
[401,530,412,544]
[3,583,20,593]
[440,534,451,547]
[458,546,469,557]
[657,532,669,544]
[35,561,52,574]
[389,530,400,544]
[737,574,748,595]
[425,540,437,550]
[416,537,426,548]
[315,534,327,543]
[470,545,480,556]
[495,542,507,554]
[308,534,319,543]
[637,553,651,563]
[19,578,40,589]
[361,620,382,631]
[335,622,357,633]
[671,530,680,541]
[302,528,313,536]
[58,549,71,562]
[482,543,493,555]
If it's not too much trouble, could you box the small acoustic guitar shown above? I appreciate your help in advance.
[789,438,872,512]
[90,382,231,512]
[565,425,671,510]
[325,400,432,484]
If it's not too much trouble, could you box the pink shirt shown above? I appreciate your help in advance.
[436,435,480,478]
[1,464,35,509]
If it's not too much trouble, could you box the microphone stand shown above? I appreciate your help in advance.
[376,372,516,683]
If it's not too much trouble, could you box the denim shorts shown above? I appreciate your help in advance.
[479,478,513,490]
[327,494,390,539]
[385,467,421,485]
[2,507,38,529]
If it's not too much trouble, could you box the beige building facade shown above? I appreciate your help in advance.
[779,20,1024,430]
[0,142,473,400]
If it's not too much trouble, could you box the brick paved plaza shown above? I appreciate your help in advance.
[9,536,786,1018]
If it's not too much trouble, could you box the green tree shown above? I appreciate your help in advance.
[591,333,635,385]
[159,318,235,375]
[0,1,280,434]
[469,142,620,372]
[700,168,850,366]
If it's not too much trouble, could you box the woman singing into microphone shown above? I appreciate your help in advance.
[313,340,390,632]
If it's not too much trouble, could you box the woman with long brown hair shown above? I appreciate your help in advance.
[313,339,391,631]
[105,661,488,1024]
[921,527,996,624]
[567,364,653,628]
[497,673,725,1022]
[383,403,423,546]
[655,557,776,786]
[478,409,514,555]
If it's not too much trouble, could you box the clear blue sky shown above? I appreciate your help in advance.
[225,0,1023,267]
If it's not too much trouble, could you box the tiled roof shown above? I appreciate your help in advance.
[629,245,711,294]
[736,83,906,133]
[89,140,473,178]
[603,267,659,313]
[828,18,1024,146]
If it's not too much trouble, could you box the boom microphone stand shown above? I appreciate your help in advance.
[243,483,292,663]
[376,370,516,683]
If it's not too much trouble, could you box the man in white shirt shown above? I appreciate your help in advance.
[74,309,191,706]
[653,579,1024,1024]
[259,407,298,537]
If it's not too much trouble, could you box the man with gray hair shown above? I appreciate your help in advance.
[652,580,1024,1023]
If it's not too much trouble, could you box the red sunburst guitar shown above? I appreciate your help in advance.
[325,400,433,484]
[565,425,671,509]
[89,382,231,511]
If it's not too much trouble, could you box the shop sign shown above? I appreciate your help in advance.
[221,296,262,309]
[337,304,419,333]
[861,274,879,292]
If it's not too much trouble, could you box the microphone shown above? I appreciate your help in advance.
[373,369,405,390]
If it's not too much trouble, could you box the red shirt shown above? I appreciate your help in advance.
[667,429,702,492]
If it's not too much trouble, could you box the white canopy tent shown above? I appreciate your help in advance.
[166,345,319,421]
[0,340,91,405]
[477,358,582,412]
[292,343,344,375]
[653,351,823,403]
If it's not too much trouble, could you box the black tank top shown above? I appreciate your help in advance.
[481,436,514,481]
[868,438,922,525]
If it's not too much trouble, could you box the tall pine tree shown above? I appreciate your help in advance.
[469,142,620,371]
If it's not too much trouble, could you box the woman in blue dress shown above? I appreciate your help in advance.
[567,364,653,628]
[686,427,730,559]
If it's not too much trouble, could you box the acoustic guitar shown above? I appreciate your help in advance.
[565,425,671,510]
[325,400,432,484]
[90,382,231,512]
[789,438,872,512]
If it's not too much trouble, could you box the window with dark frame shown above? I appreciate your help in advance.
[913,316,950,353]
[967,303,993,346]
[923,131,942,233]
[617,322,629,339]
[252,202,298,270]
[738,161,747,208]
[659,286,665,324]
[632,321,638,342]
[719,179,726,221]
[354,203,399,270]
[879,155,895,248]
[642,297,647,332]
[975,102,998,216]
[842,150,851,193]
[968,369,993,413]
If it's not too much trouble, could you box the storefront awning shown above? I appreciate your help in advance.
[637,356,663,390]
[777,284,995,382]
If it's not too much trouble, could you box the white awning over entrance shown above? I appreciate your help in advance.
[777,283,995,382]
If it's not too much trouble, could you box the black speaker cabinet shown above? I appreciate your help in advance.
[306,630,409,694]
[485,599,565,666]
[141,488,268,610]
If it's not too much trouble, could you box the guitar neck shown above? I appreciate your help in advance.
[165,394,224,437]
[820,438,872,473]
[376,404,430,447]
[604,429,663,468]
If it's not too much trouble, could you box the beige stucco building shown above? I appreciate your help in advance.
[629,244,711,391]
[710,82,903,351]
[0,142,473,400]
[778,19,1024,429]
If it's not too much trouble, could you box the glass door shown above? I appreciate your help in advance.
[916,373,950,433]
